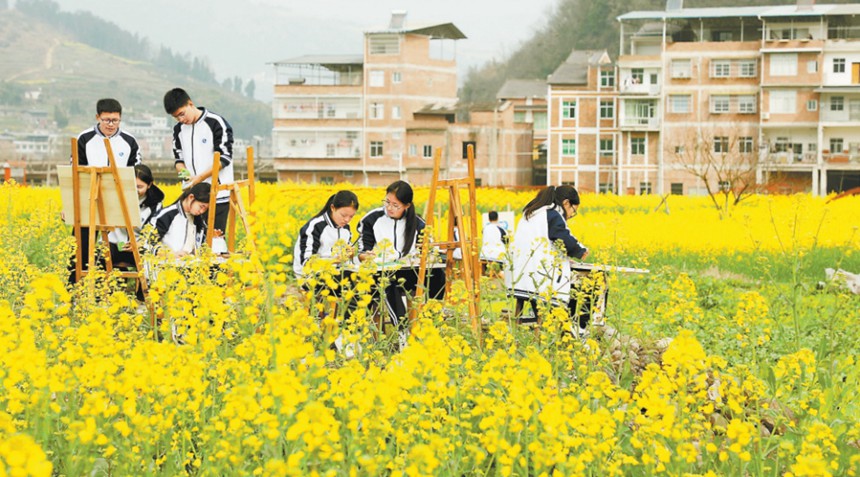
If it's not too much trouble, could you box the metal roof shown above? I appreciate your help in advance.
[366,22,467,40]
[271,54,363,66]
[616,4,860,21]
[496,79,547,100]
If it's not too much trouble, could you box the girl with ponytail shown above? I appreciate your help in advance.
[293,190,359,276]
[506,185,592,336]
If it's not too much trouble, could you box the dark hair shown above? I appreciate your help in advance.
[177,182,211,205]
[316,190,359,219]
[488,210,498,221]
[134,164,154,185]
[386,180,418,254]
[163,88,192,115]
[96,98,122,115]
[522,185,580,220]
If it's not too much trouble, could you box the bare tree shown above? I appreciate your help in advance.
[670,123,760,215]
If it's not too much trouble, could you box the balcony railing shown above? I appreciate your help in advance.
[620,83,660,95]
[823,153,860,164]
[767,152,817,164]
[620,116,660,129]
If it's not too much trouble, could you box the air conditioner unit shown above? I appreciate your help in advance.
[761,112,770,120]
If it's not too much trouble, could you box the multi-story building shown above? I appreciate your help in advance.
[548,1,860,195]
[496,79,548,184]
[271,12,536,187]
[271,12,465,186]
[547,50,619,192]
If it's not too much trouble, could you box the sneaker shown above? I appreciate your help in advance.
[171,321,185,345]
[397,330,409,351]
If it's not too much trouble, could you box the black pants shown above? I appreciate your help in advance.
[213,201,229,235]
[515,294,595,329]
[349,267,445,331]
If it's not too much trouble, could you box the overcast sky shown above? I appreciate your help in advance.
[53,0,558,101]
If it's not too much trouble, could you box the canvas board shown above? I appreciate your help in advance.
[58,165,141,228]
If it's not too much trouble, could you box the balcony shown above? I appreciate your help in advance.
[824,152,860,165]
[767,152,817,165]
[274,131,363,160]
[620,83,660,96]
[620,116,660,130]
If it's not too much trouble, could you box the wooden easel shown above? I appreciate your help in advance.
[414,145,482,338]
[206,147,256,253]
[68,137,149,300]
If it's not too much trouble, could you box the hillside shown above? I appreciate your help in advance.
[0,8,271,141]
[460,0,860,105]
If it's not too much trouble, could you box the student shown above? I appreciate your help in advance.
[68,98,142,285]
[506,185,591,335]
[109,164,165,266]
[293,190,359,277]
[162,88,233,247]
[480,210,509,263]
[356,180,444,347]
[74,98,142,167]
[151,183,211,257]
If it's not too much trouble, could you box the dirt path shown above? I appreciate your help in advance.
[7,38,59,81]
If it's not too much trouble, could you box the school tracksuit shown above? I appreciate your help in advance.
[171,107,233,234]
[151,202,207,255]
[293,212,352,276]
[356,208,444,330]
[506,205,591,327]
[67,125,142,284]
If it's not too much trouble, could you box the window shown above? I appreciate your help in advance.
[423,145,433,158]
[369,70,385,87]
[600,100,614,119]
[326,143,335,157]
[714,136,729,153]
[599,138,614,157]
[369,35,399,55]
[718,180,731,192]
[671,183,684,195]
[462,141,476,159]
[392,105,401,119]
[808,143,817,155]
[409,144,417,156]
[562,139,576,156]
[320,176,334,185]
[370,103,384,119]
[562,101,576,119]
[807,100,818,111]
[830,138,844,152]
[807,60,818,73]
[639,182,652,194]
[513,111,526,123]
[711,60,731,78]
[631,68,644,83]
[739,60,757,77]
[774,137,789,153]
[370,141,384,158]
[739,137,754,153]
[770,90,797,114]
[711,95,730,113]
[600,70,615,87]
[739,95,757,114]
[631,137,645,155]
[770,53,798,76]
[344,171,354,177]
[671,60,692,78]
[833,58,846,73]
[533,112,547,130]
[392,71,402,83]
[674,145,685,154]
[598,183,614,194]
[831,96,844,111]
[670,95,691,113]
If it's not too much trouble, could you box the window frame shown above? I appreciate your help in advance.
[370,141,384,158]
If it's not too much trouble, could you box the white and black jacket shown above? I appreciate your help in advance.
[108,184,165,244]
[506,205,587,304]
[150,201,207,254]
[480,223,508,262]
[357,207,426,259]
[171,107,234,203]
[74,125,141,166]
[293,212,353,276]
